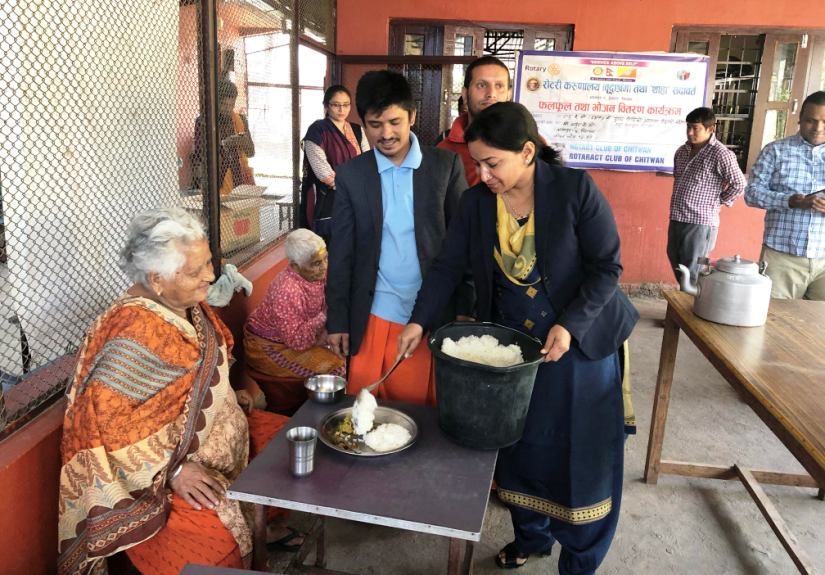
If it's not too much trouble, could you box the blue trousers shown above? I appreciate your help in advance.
[495,348,624,575]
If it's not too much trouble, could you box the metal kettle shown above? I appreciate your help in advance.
[677,255,772,327]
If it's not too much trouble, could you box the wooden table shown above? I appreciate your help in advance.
[227,397,497,575]
[644,291,825,574]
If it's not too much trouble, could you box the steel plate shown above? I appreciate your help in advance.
[318,406,418,457]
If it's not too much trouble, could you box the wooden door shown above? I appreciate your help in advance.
[748,34,814,170]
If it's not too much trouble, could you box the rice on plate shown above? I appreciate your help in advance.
[441,334,523,367]
[364,423,412,452]
[350,389,412,452]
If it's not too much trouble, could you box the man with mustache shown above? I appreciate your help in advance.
[438,56,513,186]
[326,70,469,404]
[745,90,825,300]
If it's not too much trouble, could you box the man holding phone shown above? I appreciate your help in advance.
[745,91,825,299]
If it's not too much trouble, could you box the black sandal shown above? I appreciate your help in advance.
[265,526,305,552]
[494,541,553,569]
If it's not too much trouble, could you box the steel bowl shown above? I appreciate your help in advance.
[304,374,346,404]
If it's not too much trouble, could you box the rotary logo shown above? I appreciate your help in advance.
[592,66,604,76]
[548,63,562,76]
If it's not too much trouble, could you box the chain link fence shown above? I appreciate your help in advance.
[0,0,335,434]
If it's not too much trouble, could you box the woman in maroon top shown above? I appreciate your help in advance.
[300,85,368,242]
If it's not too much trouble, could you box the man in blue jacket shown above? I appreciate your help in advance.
[326,70,469,405]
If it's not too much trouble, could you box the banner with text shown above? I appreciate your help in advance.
[515,51,708,172]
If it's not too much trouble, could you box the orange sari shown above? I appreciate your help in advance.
[124,411,287,575]
[58,297,280,575]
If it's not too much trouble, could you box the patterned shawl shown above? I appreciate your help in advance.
[58,296,249,575]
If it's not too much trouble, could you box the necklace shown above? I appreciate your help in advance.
[502,192,531,220]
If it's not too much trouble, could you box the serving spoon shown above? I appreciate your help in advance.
[364,355,405,393]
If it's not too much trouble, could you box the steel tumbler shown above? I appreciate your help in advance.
[286,426,317,477]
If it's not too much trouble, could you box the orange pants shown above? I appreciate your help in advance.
[126,409,288,574]
[348,314,436,406]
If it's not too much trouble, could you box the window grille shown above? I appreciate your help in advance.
[674,29,825,172]
[484,29,525,78]
[712,35,763,170]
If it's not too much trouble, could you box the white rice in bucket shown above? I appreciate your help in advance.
[441,334,523,367]
[364,423,412,452]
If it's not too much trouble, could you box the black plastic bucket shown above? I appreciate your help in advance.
[428,322,544,449]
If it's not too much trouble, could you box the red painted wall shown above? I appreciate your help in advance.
[337,0,825,284]
[0,401,64,575]
[217,243,289,370]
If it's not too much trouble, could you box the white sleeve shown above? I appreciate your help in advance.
[359,129,370,153]
[304,140,335,181]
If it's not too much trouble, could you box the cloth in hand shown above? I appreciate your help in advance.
[207,263,253,307]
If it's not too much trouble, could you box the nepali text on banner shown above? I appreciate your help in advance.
[516,51,709,172]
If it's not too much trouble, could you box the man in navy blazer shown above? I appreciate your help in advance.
[325,70,469,404]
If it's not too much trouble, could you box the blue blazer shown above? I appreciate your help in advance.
[410,160,639,360]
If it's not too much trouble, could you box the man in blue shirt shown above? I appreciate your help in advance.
[326,70,469,404]
[745,91,825,299]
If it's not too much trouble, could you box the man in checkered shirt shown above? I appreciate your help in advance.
[745,91,825,300]
[668,107,746,284]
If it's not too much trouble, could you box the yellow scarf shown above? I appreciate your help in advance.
[494,194,539,286]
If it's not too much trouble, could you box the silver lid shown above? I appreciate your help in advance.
[714,254,759,275]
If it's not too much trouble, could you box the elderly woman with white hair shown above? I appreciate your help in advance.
[57,207,296,575]
[244,229,344,411]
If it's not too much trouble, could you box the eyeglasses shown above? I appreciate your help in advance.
[328,102,351,109]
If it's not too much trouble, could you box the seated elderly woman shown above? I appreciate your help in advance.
[244,229,344,410]
[58,208,297,575]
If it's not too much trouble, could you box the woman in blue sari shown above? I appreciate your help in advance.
[398,102,638,574]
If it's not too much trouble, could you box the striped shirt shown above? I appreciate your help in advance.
[745,134,825,258]
[670,135,746,226]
